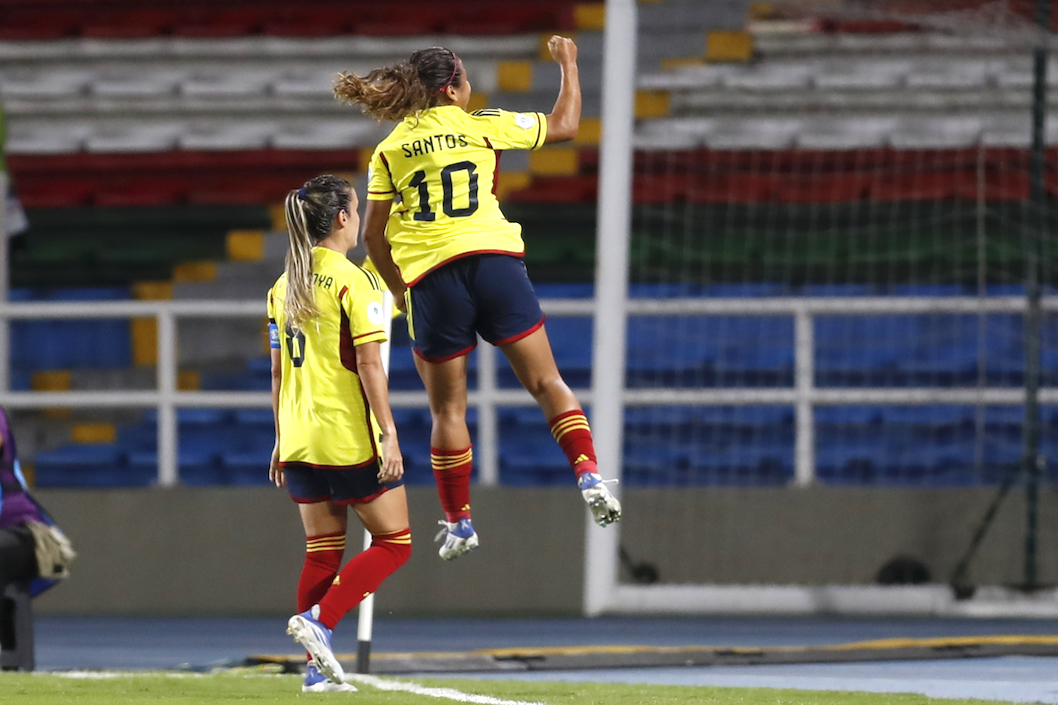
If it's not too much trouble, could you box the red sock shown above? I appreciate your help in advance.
[549,410,598,479]
[431,447,473,522]
[298,531,345,613]
[316,528,412,629]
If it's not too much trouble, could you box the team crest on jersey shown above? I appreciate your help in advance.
[367,301,385,325]
[514,113,535,129]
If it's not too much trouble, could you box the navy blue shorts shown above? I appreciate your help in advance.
[283,461,403,505]
[407,254,544,362]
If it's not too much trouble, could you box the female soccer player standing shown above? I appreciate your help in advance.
[269,175,411,691]
[334,36,620,562]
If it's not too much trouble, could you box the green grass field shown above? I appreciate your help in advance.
[0,669,1015,705]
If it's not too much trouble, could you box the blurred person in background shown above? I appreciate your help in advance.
[0,100,29,242]
[335,35,621,563]
[0,406,75,668]
[269,175,410,692]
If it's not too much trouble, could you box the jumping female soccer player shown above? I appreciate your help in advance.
[269,175,411,691]
[334,36,621,562]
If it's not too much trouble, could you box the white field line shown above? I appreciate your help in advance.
[46,671,206,679]
[349,673,546,705]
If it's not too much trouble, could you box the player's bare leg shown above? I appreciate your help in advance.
[500,325,621,526]
[416,354,480,558]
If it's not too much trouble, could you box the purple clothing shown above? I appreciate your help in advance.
[0,406,42,528]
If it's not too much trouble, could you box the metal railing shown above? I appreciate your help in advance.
[0,295,1054,487]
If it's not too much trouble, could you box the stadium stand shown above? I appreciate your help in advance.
[6,0,1054,489]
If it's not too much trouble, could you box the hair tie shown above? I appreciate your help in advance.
[297,188,308,200]
[435,51,460,94]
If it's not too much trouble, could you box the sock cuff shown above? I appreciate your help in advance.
[549,409,591,440]
[431,446,473,469]
[306,532,346,553]
[372,528,412,546]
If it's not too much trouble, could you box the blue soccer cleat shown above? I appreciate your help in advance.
[286,605,346,685]
[302,663,358,693]
[578,473,622,527]
[434,517,479,560]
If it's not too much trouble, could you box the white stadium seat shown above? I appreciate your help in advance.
[83,123,183,153]
[178,123,273,151]
[796,116,898,150]
[92,69,187,98]
[888,116,984,150]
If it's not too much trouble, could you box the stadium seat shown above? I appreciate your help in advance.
[34,444,142,488]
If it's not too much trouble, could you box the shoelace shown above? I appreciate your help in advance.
[582,476,620,491]
[434,520,452,543]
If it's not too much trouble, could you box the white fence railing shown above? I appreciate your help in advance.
[0,295,1054,487]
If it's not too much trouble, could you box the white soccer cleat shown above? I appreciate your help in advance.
[434,518,479,560]
[302,664,358,693]
[579,473,622,527]
[287,606,346,685]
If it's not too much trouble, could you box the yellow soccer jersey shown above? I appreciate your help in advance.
[267,247,388,469]
[367,104,548,286]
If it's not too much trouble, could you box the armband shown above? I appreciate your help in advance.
[268,323,281,349]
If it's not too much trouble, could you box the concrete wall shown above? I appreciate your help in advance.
[31,486,585,617]
[29,485,1057,616]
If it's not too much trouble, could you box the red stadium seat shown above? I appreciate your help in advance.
[869,171,968,201]
[172,7,266,37]
[16,180,96,209]
[80,9,177,39]
[0,8,81,39]
[684,173,774,204]
[94,179,187,207]
[961,172,1029,201]
[633,174,688,204]
[505,175,597,203]
[775,173,870,203]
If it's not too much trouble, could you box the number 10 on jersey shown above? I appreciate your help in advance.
[409,161,479,222]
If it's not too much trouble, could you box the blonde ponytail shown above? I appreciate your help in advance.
[280,176,354,330]
[282,190,320,330]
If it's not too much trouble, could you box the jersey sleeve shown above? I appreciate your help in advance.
[342,270,388,346]
[470,108,547,151]
[266,286,281,349]
[366,148,397,201]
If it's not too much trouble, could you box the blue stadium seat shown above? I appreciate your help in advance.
[798,283,876,297]
[499,427,569,486]
[34,444,145,487]
[814,406,884,425]
[220,448,271,485]
[127,448,222,486]
[233,408,274,427]
[628,283,707,298]
[535,282,594,298]
[889,283,967,296]
[707,283,787,298]
[387,344,421,390]
[142,408,233,426]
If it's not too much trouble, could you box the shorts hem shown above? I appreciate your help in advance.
[334,485,394,506]
[414,343,477,364]
[491,316,545,347]
[291,494,332,504]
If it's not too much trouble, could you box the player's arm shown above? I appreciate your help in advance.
[355,341,404,482]
[362,198,408,313]
[268,339,284,488]
[544,35,580,143]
